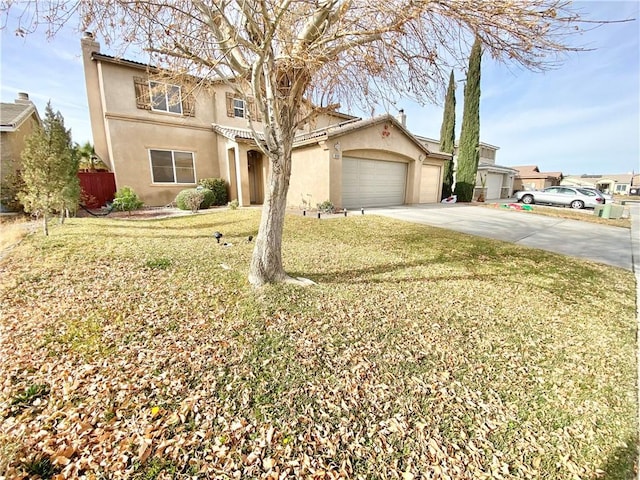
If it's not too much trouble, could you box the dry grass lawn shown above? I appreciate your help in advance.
[0,209,637,479]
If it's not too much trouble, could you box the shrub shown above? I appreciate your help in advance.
[175,189,206,212]
[198,178,228,206]
[0,168,25,212]
[198,187,216,209]
[228,199,239,210]
[317,200,335,214]
[112,186,143,213]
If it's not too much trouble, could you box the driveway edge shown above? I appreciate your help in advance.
[631,204,640,480]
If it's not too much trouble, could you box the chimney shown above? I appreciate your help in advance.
[397,109,407,127]
[15,92,31,104]
[81,31,100,56]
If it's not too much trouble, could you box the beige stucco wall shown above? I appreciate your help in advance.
[105,118,219,206]
[289,121,445,209]
[289,143,331,209]
[0,113,40,184]
[515,177,559,191]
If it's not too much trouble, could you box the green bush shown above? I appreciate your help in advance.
[228,199,239,210]
[199,188,216,209]
[112,186,143,213]
[175,188,209,212]
[317,200,335,214]
[198,178,228,206]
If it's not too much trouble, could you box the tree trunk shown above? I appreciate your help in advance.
[248,158,290,286]
[42,212,49,236]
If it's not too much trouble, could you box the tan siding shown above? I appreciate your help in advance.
[419,164,441,203]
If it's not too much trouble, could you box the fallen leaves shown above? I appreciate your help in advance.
[0,211,636,478]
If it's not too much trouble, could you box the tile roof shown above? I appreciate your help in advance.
[511,165,562,179]
[214,114,434,156]
[0,102,37,131]
[212,125,264,142]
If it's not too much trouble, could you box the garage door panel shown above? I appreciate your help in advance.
[420,165,440,203]
[342,157,407,209]
[486,174,502,199]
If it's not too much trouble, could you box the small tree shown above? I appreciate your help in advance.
[18,102,77,235]
[454,37,482,203]
[439,70,456,199]
[0,161,25,212]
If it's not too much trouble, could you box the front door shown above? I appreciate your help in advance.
[248,150,264,204]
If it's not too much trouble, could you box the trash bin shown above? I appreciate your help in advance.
[594,205,604,217]
[609,205,624,219]
[601,204,612,219]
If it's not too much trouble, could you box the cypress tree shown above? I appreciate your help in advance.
[18,102,78,235]
[439,70,456,199]
[454,37,482,202]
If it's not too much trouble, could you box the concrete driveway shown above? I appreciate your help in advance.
[367,203,636,271]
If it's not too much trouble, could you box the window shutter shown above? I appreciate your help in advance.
[226,92,235,117]
[133,76,151,110]
[247,98,262,122]
[182,94,196,117]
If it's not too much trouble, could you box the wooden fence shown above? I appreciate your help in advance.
[78,172,116,208]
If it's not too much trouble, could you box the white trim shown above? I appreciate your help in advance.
[149,81,183,115]
[233,98,245,118]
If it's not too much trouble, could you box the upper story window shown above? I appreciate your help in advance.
[150,81,183,114]
[149,149,195,184]
[133,76,195,116]
[233,98,245,118]
[225,92,261,121]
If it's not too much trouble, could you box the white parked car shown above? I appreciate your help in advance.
[578,187,614,204]
[515,186,605,209]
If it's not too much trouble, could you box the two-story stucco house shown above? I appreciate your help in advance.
[81,33,450,209]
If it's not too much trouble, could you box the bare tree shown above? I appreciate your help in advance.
[3,0,596,285]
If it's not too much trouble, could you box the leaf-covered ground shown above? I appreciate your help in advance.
[0,209,637,479]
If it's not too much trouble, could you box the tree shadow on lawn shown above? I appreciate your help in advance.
[102,219,243,231]
[288,246,613,306]
[292,257,512,286]
[598,435,638,480]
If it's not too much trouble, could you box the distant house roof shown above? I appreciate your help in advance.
[563,173,635,185]
[511,165,562,180]
[0,96,40,132]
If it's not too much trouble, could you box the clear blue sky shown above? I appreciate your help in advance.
[1,1,638,175]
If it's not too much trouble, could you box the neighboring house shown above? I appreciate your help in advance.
[511,165,563,191]
[475,143,517,200]
[81,32,451,209]
[562,173,635,195]
[0,92,42,210]
[416,137,516,200]
[631,174,640,196]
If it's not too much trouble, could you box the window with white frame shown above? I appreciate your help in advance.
[233,98,245,118]
[149,149,195,183]
[149,81,183,114]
